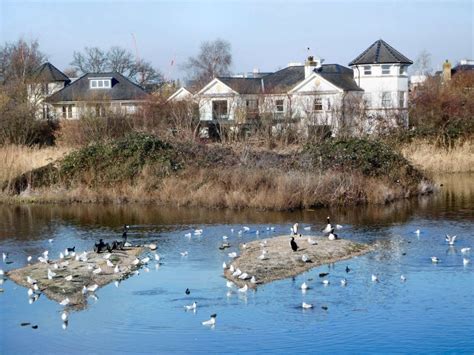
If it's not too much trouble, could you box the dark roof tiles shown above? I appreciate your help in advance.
[349,39,413,66]
[45,72,148,103]
[32,62,70,82]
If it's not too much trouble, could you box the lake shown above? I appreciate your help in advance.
[0,174,473,354]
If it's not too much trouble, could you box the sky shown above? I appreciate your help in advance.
[1,0,472,80]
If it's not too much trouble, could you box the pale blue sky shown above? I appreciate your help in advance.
[1,0,472,79]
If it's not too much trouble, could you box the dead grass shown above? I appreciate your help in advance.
[402,139,474,173]
[0,145,70,185]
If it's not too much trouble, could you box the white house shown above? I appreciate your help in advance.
[28,63,149,120]
[170,39,412,135]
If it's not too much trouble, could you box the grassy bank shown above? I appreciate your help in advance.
[0,134,432,209]
[401,139,474,173]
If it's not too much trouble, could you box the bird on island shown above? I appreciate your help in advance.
[47,269,56,280]
[185,302,197,311]
[228,252,238,258]
[290,237,299,252]
[242,243,247,249]
[202,314,217,326]
[431,256,440,263]
[238,284,248,293]
[132,258,140,265]
[106,260,114,267]
[341,278,347,286]
[27,276,37,285]
[463,258,470,266]
[322,217,332,234]
[229,265,235,273]
[302,302,313,309]
[65,275,73,281]
[185,288,191,295]
[400,275,407,282]
[258,252,268,261]
[250,276,257,284]
[222,262,227,269]
[38,256,48,263]
[371,274,379,282]
[301,254,311,263]
[59,298,70,306]
[301,282,309,290]
[232,268,242,277]
[33,284,39,291]
[328,228,338,241]
[27,288,34,297]
[445,235,457,245]
[238,272,250,280]
[61,311,68,322]
[322,279,330,286]
[180,251,188,257]
[292,223,299,235]
[87,284,98,292]
[307,237,317,245]
[461,248,471,254]
[27,256,32,263]
[92,267,102,274]
[103,253,111,260]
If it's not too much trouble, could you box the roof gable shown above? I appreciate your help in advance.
[289,72,342,94]
[197,78,238,95]
[349,39,413,66]
[45,72,148,103]
[32,62,69,82]
[167,87,193,101]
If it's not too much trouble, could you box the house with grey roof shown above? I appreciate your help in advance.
[28,63,149,120]
[170,39,412,136]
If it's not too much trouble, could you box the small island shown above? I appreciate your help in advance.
[6,246,145,310]
[224,235,371,287]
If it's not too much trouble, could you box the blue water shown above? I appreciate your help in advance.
[0,175,473,354]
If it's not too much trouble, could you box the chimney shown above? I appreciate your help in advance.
[305,56,316,78]
[442,59,451,82]
[253,68,259,78]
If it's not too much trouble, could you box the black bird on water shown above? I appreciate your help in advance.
[345,266,351,273]
[290,237,298,252]
[122,225,130,243]
[185,288,191,295]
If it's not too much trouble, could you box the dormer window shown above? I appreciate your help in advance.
[363,65,371,75]
[90,78,111,89]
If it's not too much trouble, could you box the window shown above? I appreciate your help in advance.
[246,99,258,113]
[41,83,49,95]
[399,65,407,75]
[95,104,106,117]
[398,91,405,108]
[382,65,391,75]
[275,99,284,112]
[363,65,371,75]
[327,98,331,111]
[61,105,73,119]
[90,79,111,89]
[313,97,323,111]
[382,92,391,108]
[212,100,228,120]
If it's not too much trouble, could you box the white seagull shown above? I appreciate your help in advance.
[371,274,378,282]
[445,235,457,245]
[400,275,407,282]
[232,268,242,277]
[228,252,238,258]
[64,275,73,281]
[414,229,421,235]
[238,284,248,293]
[340,278,347,286]
[180,251,188,257]
[463,258,470,266]
[238,272,250,280]
[132,258,140,265]
[141,257,150,264]
[229,265,235,273]
[194,229,203,235]
[185,302,197,311]
[27,256,32,263]
[307,237,317,245]
[27,276,37,284]
[154,253,160,262]
[250,276,257,284]
[87,284,98,292]
[114,265,120,273]
[202,314,216,326]
[301,254,311,263]
[92,267,102,274]
[461,248,471,254]
[431,256,440,263]
[61,311,68,322]
[222,262,227,269]
[322,279,330,286]
[59,297,70,306]
[47,269,56,280]
[106,260,114,267]
[226,281,235,288]
[301,282,309,290]
[302,302,313,309]
[184,233,192,238]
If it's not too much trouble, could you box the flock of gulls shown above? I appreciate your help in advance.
[0,218,472,330]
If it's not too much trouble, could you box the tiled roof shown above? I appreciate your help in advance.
[349,39,413,66]
[32,62,70,82]
[315,64,363,91]
[218,77,263,94]
[45,72,148,103]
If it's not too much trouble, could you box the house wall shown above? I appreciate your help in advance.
[50,101,142,120]
[28,82,67,119]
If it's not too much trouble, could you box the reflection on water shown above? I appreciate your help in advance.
[0,173,473,353]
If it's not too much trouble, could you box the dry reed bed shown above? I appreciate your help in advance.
[402,140,474,173]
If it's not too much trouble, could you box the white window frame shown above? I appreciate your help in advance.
[275,99,284,113]
[363,65,372,75]
[313,97,323,112]
[381,92,391,108]
[90,79,111,89]
[382,65,391,75]
[212,100,229,120]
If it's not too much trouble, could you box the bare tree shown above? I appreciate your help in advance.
[412,50,433,76]
[107,46,136,76]
[71,47,108,73]
[0,38,47,84]
[182,39,232,86]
